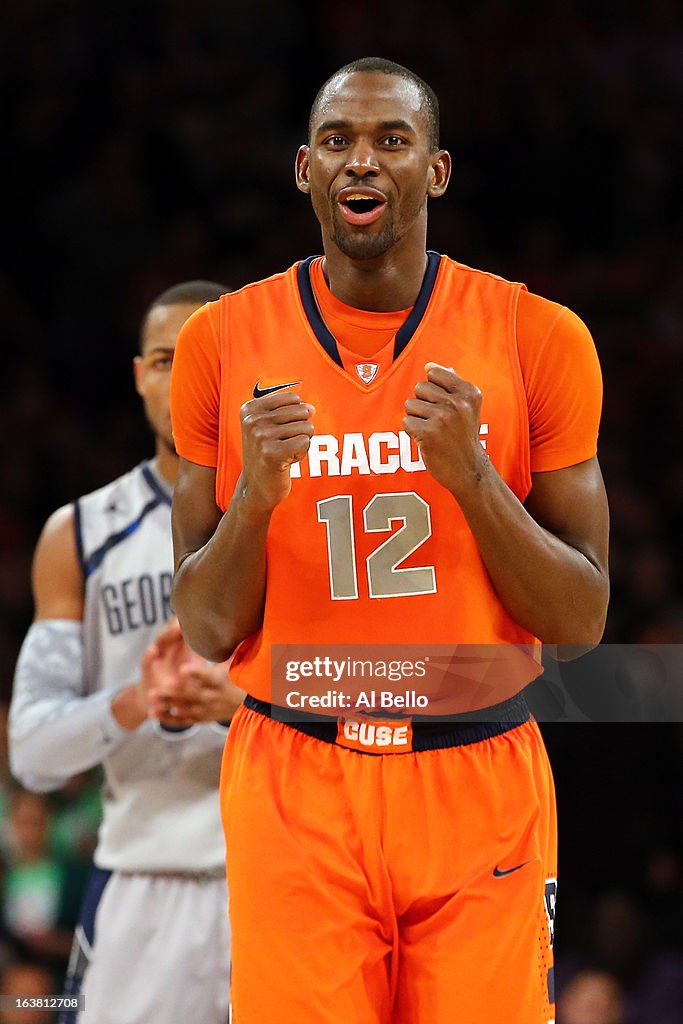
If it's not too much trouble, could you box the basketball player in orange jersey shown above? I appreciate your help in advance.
[170,58,609,1024]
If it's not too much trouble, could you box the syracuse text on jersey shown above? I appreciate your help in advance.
[289,424,489,478]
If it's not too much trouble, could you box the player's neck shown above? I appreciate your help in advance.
[322,231,429,312]
[155,443,179,485]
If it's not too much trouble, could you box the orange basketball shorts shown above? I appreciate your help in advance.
[221,696,557,1024]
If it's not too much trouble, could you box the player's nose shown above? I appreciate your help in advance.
[344,141,380,177]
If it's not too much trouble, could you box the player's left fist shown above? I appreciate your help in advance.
[403,362,488,497]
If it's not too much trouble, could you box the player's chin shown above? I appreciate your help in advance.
[331,225,397,261]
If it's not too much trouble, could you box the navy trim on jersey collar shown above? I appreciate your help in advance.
[83,496,161,579]
[393,250,441,359]
[297,257,342,366]
[73,499,86,576]
[297,251,441,368]
[142,463,172,507]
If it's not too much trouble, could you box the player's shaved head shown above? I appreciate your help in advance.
[309,57,440,151]
[139,280,227,352]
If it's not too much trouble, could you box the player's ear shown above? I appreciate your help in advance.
[427,149,451,199]
[295,145,311,194]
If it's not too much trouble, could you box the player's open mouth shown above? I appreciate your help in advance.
[338,190,387,226]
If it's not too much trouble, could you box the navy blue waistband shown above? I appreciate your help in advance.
[243,692,530,752]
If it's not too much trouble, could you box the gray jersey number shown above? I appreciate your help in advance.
[317,492,437,600]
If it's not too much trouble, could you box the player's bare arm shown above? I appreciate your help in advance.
[404,362,609,649]
[172,391,315,661]
[32,506,170,731]
[32,505,85,622]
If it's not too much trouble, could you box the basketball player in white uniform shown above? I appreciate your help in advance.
[9,281,242,1024]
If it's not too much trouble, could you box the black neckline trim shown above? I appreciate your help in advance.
[83,496,161,578]
[142,463,172,507]
[297,257,342,366]
[296,251,441,370]
[394,250,441,359]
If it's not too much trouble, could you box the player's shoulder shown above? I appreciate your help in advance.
[74,462,171,573]
[39,461,149,548]
[34,464,164,601]
[220,262,301,303]
[441,256,592,340]
[37,466,139,548]
[75,462,170,542]
[38,502,76,551]
[440,254,526,291]
[517,288,594,349]
[181,265,302,346]
[76,461,149,511]
[33,501,82,604]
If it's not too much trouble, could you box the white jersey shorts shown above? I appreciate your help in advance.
[75,870,230,1024]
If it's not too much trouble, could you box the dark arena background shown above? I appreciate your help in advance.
[1,2,682,1020]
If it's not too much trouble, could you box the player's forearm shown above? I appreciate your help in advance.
[10,621,134,790]
[455,461,609,646]
[173,487,271,662]
[10,689,130,792]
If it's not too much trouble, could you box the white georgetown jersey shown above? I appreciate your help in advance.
[75,460,227,873]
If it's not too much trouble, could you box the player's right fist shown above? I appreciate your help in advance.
[239,390,315,511]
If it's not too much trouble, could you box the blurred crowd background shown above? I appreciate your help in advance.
[1,0,682,1020]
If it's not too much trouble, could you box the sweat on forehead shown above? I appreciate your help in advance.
[309,59,440,150]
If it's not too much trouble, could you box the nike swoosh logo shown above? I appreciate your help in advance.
[493,861,531,878]
[253,379,301,399]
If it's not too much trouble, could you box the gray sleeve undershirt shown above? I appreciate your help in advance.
[9,620,131,792]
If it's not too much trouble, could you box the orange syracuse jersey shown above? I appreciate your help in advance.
[171,254,598,705]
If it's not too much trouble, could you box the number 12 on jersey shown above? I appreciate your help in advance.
[317,492,437,600]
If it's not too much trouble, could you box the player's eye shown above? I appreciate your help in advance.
[383,136,405,147]
[324,135,348,147]
[152,357,173,370]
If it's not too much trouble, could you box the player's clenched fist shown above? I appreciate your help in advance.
[403,362,488,498]
[239,389,315,511]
